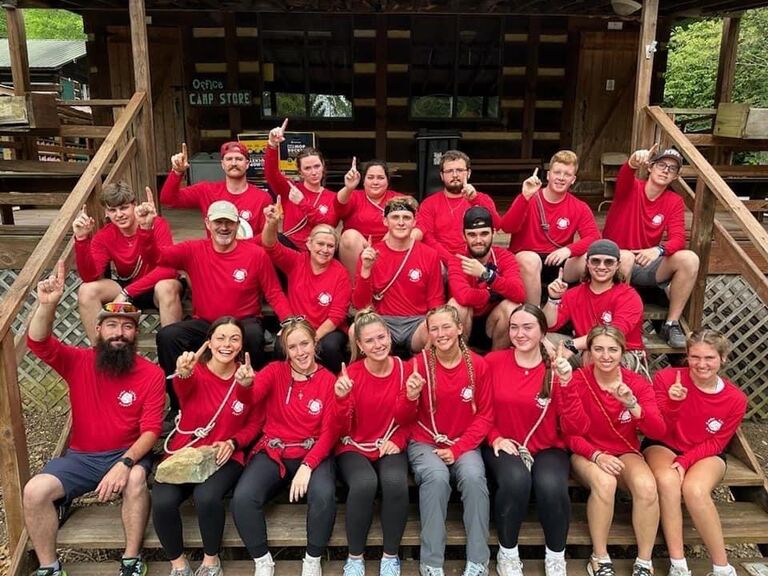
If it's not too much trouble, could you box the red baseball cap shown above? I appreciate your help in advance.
[220,141,250,158]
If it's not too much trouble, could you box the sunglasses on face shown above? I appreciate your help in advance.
[588,257,618,267]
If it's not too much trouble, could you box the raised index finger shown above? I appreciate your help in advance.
[557,267,564,281]
[351,156,357,171]
[145,186,155,206]
[648,142,659,158]
[194,340,209,361]
[55,259,66,281]
[280,118,289,133]
[244,351,251,368]
[181,142,188,161]
[341,361,349,378]
[674,371,681,385]
[532,167,539,180]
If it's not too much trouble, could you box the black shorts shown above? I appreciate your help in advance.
[640,437,727,464]
[117,277,187,312]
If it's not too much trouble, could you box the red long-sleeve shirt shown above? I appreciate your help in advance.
[447,246,526,316]
[74,218,178,298]
[651,367,747,470]
[395,350,493,460]
[263,146,338,249]
[334,357,412,460]
[158,239,290,322]
[418,191,501,264]
[564,366,665,458]
[335,189,404,243]
[553,282,644,350]
[352,240,444,316]
[501,191,600,256]
[266,241,351,330]
[484,350,589,454]
[27,334,165,452]
[160,170,272,238]
[602,163,686,255]
[168,362,264,465]
[236,361,338,470]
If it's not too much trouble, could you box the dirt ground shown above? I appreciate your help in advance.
[1,411,767,576]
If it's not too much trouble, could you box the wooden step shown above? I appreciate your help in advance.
[54,501,768,550]
[0,192,70,207]
[48,559,768,576]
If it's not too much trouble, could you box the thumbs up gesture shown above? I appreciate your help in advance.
[553,341,573,384]
[235,352,255,387]
[629,142,659,170]
[135,187,157,230]
[522,167,541,200]
[668,371,688,401]
[335,362,354,398]
[344,156,361,190]
[176,340,209,379]
[269,118,288,148]
[72,204,95,240]
[547,268,568,300]
[406,366,426,401]
[171,142,190,174]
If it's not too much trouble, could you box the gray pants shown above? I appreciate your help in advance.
[407,442,490,568]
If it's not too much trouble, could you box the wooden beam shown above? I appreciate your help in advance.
[104,137,137,187]
[59,125,114,138]
[224,12,242,136]
[0,330,31,557]
[686,179,717,330]
[5,8,31,95]
[714,17,740,106]
[631,0,659,151]
[374,14,387,160]
[521,17,540,159]
[129,0,157,190]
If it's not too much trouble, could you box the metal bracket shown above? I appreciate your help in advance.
[645,40,658,59]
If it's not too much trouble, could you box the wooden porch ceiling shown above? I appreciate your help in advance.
[16,0,768,17]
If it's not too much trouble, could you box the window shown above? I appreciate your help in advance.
[260,16,353,119]
[410,16,502,120]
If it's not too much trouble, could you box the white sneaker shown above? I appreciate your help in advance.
[667,566,691,576]
[343,559,365,576]
[419,565,445,576]
[463,561,489,576]
[496,552,523,576]
[545,557,567,576]
[253,553,275,576]
[302,555,322,576]
[380,558,401,576]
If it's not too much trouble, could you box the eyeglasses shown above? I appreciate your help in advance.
[441,168,468,175]
[279,315,306,328]
[102,302,139,313]
[654,161,680,174]
[588,257,618,267]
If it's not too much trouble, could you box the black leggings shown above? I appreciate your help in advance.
[482,446,571,551]
[337,451,409,556]
[152,459,243,559]
[231,452,337,558]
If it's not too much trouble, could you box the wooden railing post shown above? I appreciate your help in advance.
[686,178,717,330]
[0,331,31,557]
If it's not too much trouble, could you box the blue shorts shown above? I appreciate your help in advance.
[41,448,154,505]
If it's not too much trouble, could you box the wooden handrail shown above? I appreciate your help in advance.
[644,105,768,265]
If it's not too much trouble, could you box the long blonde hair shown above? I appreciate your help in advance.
[424,305,475,411]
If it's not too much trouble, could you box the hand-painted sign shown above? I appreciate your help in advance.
[188,78,252,107]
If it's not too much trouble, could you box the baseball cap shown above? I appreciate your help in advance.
[207,200,239,222]
[586,239,620,259]
[220,141,250,158]
[97,302,141,324]
[463,206,493,230]
[651,148,684,166]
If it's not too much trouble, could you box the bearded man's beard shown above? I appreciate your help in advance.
[95,335,137,376]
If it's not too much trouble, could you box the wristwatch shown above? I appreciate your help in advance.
[119,456,135,468]
[563,339,579,354]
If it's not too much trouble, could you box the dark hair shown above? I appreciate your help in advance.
[202,316,245,364]
[101,180,136,207]
[509,303,553,399]
[586,325,627,354]
[362,160,390,182]
[439,149,471,171]
[296,147,326,172]
[687,329,730,362]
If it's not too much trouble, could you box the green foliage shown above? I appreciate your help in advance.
[0,9,84,40]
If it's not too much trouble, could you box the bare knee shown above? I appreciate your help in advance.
[123,467,148,501]
[653,468,682,497]
[672,250,700,276]
[516,251,542,276]
[629,474,659,506]
[24,474,62,508]
[78,281,104,305]
[682,478,714,506]
[590,472,618,503]
[340,229,364,253]
[154,279,181,304]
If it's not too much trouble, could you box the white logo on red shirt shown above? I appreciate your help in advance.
[652,214,664,226]
[318,204,329,215]
[408,268,422,282]
[317,292,332,306]
[232,400,244,415]
[240,210,252,221]
[618,409,632,423]
[556,217,570,230]
[706,417,723,433]
[601,311,613,324]
[117,390,136,407]
[308,399,323,415]
[460,387,474,402]
[237,220,254,240]
[233,268,247,282]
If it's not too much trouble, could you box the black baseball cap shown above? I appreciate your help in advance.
[463,206,493,230]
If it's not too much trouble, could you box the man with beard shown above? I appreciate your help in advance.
[417,150,501,266]
[74,182,183,345]
[25,261,164,576]
[154,200,291,405]
[160,141,272,240]
[603,145,699,348]
[447,206,526,350]
[352,196,444,356]
[501,150,600,306]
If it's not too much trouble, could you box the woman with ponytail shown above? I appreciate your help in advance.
[395,304,493,576]
[483,304,588,576]
[334,309,413,576]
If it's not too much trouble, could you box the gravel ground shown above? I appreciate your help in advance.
[1,415,767,575]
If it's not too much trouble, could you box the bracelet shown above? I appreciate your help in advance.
[547,297,562,305]
[176,371,193,379]
[227,438,239,451]
[657,245,666,257]
[591,450,604,464]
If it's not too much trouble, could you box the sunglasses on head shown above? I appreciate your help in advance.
[279,315,306,328]
[102,302,140,314]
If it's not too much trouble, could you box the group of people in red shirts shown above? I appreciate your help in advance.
[23,122,746,576]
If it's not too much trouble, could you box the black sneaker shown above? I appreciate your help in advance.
[119,557,147,576]
[632,564,654,576]
[661,321,686,348]
[35,567,67,576]
[587,561,615,576]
